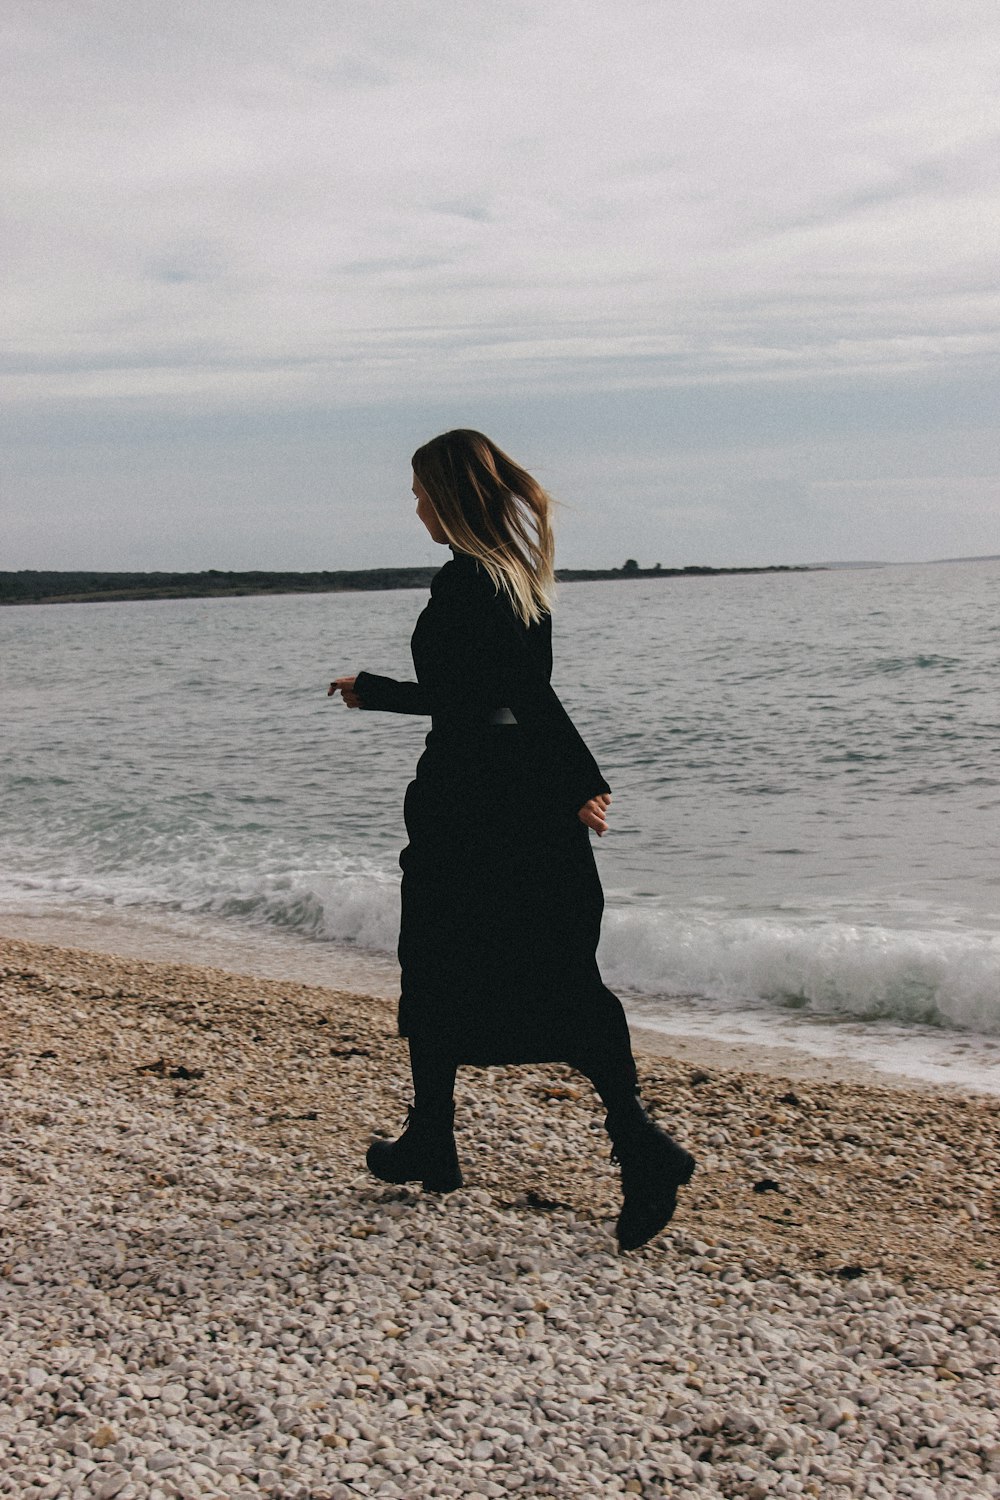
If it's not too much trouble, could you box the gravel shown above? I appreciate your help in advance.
[2,936,998,1499]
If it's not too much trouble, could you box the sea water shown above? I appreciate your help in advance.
[2,561,998,1090]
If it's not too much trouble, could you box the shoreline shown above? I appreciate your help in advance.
[2,908,997,1098]
[3,932,998,1499]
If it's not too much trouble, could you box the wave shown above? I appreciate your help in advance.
[3,853,998,1037]
[860,653,962,676]
[599,908,1000,1034]
[0,855,403,959]
[200,870,401,954]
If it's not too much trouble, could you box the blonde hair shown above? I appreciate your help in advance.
[411,429,555,626]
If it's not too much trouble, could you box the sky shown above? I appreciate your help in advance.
[2,0,998,571]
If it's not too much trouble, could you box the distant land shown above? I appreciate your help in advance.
[809,560,888,570]
[0,561,812,607]
[809,555,999,570]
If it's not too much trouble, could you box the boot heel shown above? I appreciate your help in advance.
[420,1162,464,1194]
[673,1147,696,1186]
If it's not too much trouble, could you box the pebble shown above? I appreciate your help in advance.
[1,938,998,1500]
[144,1454,178,1472]
[94,1475,129,1500]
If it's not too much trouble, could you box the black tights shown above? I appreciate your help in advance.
[408,1035,640,1119]
[409,1037,458,1114]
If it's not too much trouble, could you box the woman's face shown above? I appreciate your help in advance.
[413,473,449,544]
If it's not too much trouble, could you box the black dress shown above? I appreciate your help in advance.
[354,550,633,1068]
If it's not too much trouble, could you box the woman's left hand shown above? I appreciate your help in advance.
[578,792,611,836]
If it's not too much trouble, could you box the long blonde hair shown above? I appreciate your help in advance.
[411,429,555,626]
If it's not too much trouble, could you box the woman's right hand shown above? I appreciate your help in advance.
[578,792,611,836]
[329,675,361,708]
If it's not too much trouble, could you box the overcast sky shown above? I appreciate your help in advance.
[3,0,998,570]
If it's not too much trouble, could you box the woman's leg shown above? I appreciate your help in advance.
[408,1035,458,1115]
[574,1048,640,1120]
[365,1034,463,1193]
[569,1010,640,1121]
[571,1022,695,1252]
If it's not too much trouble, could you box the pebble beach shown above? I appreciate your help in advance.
[2,935,998,1500]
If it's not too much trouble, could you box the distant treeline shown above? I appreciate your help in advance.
[0,561,810,606]
[0,568,439,606]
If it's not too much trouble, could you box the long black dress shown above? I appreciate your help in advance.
[354,550,633,1069]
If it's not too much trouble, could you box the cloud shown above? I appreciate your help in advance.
[5,0,998,395]
[1,0,997,565]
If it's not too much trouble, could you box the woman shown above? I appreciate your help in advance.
[329,430,694,1250]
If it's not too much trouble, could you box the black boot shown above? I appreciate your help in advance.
[366,1102,464,1194]
[606,1094,696,1251]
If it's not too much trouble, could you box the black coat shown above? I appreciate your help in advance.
[354,550,632,1066]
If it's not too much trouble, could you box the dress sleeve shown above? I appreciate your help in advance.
[487,603,611,816]
[352,671,433,716]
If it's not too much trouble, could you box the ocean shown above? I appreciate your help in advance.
[2,560,998,1091]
